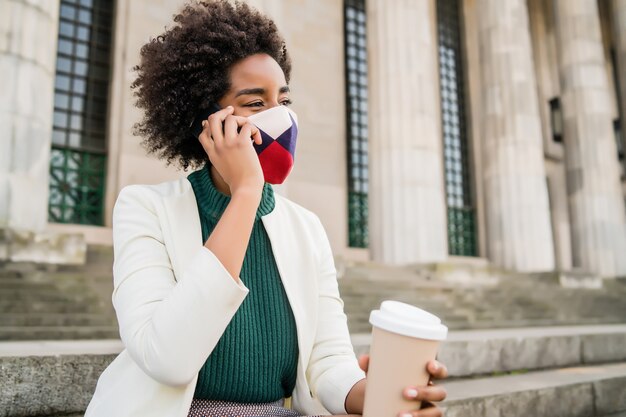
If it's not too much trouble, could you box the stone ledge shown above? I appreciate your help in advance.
[0,228,86,265]
[352,324,626,377]
[1,353,625,417]
[0,353,115,417]
[440,362,626,417]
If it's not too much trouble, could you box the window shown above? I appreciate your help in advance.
[49,0,114,225]
[616,119,625,179]
[344,0,369,248]
[437,0,477,256]
[611,48,626,179]
[549,97,563,143]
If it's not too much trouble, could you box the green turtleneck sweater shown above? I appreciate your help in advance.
[187,164,299,403]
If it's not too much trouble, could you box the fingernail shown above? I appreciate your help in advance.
[432,362,439,371]
[227,105,233,110]
[202,121,206,127]
[406,388,418,398]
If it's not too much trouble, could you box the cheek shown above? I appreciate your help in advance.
[233,107,258,118]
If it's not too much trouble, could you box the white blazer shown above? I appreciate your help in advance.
[84,176,366,417]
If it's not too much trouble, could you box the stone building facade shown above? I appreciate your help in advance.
[1,0,625,277]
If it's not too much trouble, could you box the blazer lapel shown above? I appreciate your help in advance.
[262,196,316,374]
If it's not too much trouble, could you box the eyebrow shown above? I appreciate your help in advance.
[234,86,290,98]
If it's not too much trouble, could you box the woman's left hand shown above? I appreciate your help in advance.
[358,354,448,417]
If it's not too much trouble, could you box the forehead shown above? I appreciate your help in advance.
[228,53,287,88]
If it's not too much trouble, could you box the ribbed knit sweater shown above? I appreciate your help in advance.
[187,164,299,402]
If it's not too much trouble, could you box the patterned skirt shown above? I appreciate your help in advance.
[187,397,322,417]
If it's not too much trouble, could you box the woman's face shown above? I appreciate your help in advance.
[218,53,291,117]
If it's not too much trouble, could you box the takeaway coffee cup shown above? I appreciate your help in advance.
[362,300,448,417]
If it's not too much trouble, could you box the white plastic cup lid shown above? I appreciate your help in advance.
[369,300,448,341]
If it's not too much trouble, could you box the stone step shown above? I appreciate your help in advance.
[0,326,119,341]
[352,324,626,377]
[339,274,626,332]
[441,362,626,417]
[0,313,116,327]
[0,300,107,314]
[0,340,624,417]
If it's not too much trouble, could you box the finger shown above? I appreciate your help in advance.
[357,354,369,373]
[249,125,262,145]
[223,115,239,143]
[198,120,214,152]
[402,385,447,403]
[207,106,234,144]
[237,124,254,144]
[427,360,449,380]
[397,404,443,417]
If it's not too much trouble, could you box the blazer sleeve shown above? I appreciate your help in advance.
[111,185,249,387]
[305,214,367,415]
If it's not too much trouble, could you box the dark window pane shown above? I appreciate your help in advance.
[53,111,68,128]
[78,9,92,24]
[77,25,90,41]
[55,93,70,109]
[72,78,86,94]
[52,129,66,146]
[58,39,73,55]
[71,96,85,112]
[71,114,83,130]
[56,56,72,73]
[59,21,74,37]
[60,4,76,19]
[74,60,88,76]
[55,75,71,91]
[75,43,88,58]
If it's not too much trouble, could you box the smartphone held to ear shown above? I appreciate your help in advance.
[189,102,223,139]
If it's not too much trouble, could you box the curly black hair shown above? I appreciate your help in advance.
[130,0,292,171]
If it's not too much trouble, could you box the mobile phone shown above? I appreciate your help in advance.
[189,102,223,139]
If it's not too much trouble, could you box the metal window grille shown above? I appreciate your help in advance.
[344,0,369,248]
[49,0,114,225]
[436,0,477,256]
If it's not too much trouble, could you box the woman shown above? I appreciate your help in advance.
[85,1,448,416]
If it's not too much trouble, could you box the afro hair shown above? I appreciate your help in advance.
[130,0,292,170]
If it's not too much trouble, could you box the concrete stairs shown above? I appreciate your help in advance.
[0,245,118,341]
[337,261,626,333]
[2,244,626,341]
[1,325,625,416]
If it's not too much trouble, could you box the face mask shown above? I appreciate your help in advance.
[247,105,298,184]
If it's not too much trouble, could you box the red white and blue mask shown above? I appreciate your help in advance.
[247,105,298,185]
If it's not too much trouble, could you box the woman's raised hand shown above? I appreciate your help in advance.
[198,105,264,195]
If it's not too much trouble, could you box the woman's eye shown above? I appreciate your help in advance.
[281,99,293,106]
[244,102,264,107]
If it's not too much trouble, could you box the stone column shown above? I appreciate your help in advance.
[0,1,84,264]
[554,0,626,276]
[366,0,448,265]
[612,0,626,137]
[0,1,59,232]
[477,0,556,272]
